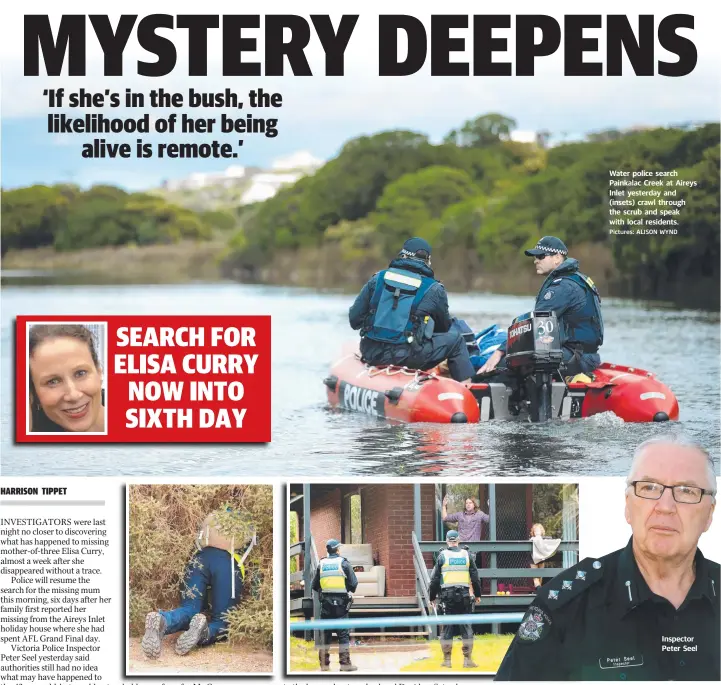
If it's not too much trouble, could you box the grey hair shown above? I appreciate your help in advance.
[626,435,718,498]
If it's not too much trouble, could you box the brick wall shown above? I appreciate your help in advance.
[310,485,342,554]
[421,484,436,568]
[387,484,417,596]
[360,484,389,580]
[310,484,441,597]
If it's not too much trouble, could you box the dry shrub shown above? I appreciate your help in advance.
[128,484,273,649]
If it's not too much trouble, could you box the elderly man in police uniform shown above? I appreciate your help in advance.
[349,237,475,384]
[495,436,719,681]
[480,236,604,378]
[429,530,482,668]
[311,538,359,672]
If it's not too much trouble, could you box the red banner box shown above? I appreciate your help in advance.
[16,315,271,443]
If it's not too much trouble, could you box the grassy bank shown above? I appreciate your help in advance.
[2,240,228,284]
[289,634,513,674]
[4,240,689,307]
[221,241,617,296]
[400,634,514,673]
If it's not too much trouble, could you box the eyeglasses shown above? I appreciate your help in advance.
[630,480,715,504]
[534,253,551,260]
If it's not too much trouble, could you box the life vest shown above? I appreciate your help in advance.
[539,270,604,352]
[364,268,437,344]
[319,556,348,593]
[440,548,471,587]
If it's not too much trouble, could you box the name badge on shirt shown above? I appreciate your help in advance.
[599,654,644,669]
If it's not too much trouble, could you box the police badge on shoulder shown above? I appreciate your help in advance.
[517,606,553,644]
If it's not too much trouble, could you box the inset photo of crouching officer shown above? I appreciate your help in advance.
[496,437,719,681]
[312,539,359,672]
[429,530,482,668]
[127,484,274,675]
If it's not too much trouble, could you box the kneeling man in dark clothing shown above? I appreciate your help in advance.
[349,237,475,382]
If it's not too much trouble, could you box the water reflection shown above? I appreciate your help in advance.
[1,281,718,477]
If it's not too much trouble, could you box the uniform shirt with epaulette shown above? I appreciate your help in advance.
[495,537,719,681]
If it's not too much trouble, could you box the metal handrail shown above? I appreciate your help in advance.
[411,531,432,586]
[290,612,525,632]
[418,540,579,553]
[411,531,436,637]
[476,568,563,578]
[310,536,319,567]
[307,534,321,646]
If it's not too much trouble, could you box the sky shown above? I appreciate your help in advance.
[2,1,719,191]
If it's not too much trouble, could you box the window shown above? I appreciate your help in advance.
[343,492,363,544]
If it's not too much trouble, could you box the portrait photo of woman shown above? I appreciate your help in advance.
[27,322,106,434]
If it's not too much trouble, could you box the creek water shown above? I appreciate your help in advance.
[1,281,718,477]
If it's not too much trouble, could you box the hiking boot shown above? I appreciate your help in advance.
[175,614,209,655]
[141,612,167,660]
[462,643,478,668]
[339,648,358,672]
[319,648,330,671]
[441,644,453,668]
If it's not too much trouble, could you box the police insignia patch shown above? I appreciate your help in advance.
[544,291,553,300]
[562,580,573,591]
[576,570,586,581]
[548,590,559,600]
[517,607,552,643]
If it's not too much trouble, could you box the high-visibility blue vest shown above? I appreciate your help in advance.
[364,268,436,344]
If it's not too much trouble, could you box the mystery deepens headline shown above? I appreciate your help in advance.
[25,14,697,78]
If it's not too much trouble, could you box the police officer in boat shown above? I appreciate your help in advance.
[429,529,482,668]
[349,237,475,383]
[495,437,719,681]
[312,539,359,672]
[480,236,604,378]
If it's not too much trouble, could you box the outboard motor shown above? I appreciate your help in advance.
[505,311,563,422]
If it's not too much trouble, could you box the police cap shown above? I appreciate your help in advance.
[525,236,568,257]
[400,237,432,259]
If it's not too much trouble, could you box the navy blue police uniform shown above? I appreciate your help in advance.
[534,257,604,376]
[495,537,720,681]
[311,545,359,671]
[429,538,482,666]
[499,237,604,377]
[349,238,475,382]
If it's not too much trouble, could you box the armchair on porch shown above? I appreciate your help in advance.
[339,544,386,597]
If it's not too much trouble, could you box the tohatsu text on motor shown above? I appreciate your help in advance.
[25,13,696,78]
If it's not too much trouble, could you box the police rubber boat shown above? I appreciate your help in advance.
[324,352,480,423]
[324,312,679,424]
